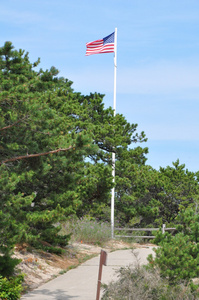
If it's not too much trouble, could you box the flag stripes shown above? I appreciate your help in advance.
[86,32,115,56]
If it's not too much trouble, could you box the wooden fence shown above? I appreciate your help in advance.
[114,224,176,239]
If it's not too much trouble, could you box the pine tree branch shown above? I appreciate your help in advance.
[1,146,74,165]
[0,116,29,132]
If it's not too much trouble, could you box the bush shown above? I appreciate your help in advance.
[0,251,21,277]
[148,233,199,282]
[0,275,24,300]
[102,264,197,300]
[148,208,199,284]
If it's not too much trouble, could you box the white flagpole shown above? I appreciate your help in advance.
[111,27,117,239]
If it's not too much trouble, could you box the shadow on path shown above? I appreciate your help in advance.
[23,288,76,299]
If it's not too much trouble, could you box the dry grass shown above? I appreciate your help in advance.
[60,216,111,245]
[102,253,198,300]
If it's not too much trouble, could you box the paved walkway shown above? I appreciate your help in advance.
[21,246,156,300]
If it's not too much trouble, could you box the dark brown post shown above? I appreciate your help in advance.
[96,250,107,300]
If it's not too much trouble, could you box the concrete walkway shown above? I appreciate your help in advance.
[21,246,156,300]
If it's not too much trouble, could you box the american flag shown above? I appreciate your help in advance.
[86,32,115,56]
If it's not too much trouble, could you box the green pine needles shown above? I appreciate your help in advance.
[148,208,199,292]
[2,41,199,299]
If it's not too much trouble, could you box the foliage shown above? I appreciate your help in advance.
[0,253,21,277]
[0,41,148,275]
[115,160,199,227]
[0,275,24,300]
[102,264,196,300]
[0,41,81,253]
[1,40,199,297]
[148,208,199,285]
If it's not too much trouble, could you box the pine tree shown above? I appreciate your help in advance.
[0,42,149,270]
[0,42,95,256]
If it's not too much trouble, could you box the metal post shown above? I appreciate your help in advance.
[111,27,117,239]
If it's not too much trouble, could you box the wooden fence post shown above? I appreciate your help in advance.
[162,224,166,234]
[96,250,107,300]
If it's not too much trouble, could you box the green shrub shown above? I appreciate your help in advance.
[0,253,21,277]
[148,208,199,285]
[148,232,199,282]
[0,275,24,300]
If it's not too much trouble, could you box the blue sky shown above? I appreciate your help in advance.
[1,0,199,172]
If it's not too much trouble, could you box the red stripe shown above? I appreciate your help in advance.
[86,42,114,56]
[86,44,103,49]
[86,39,103,46]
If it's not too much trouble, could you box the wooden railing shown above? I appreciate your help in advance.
[115,224,176,239]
